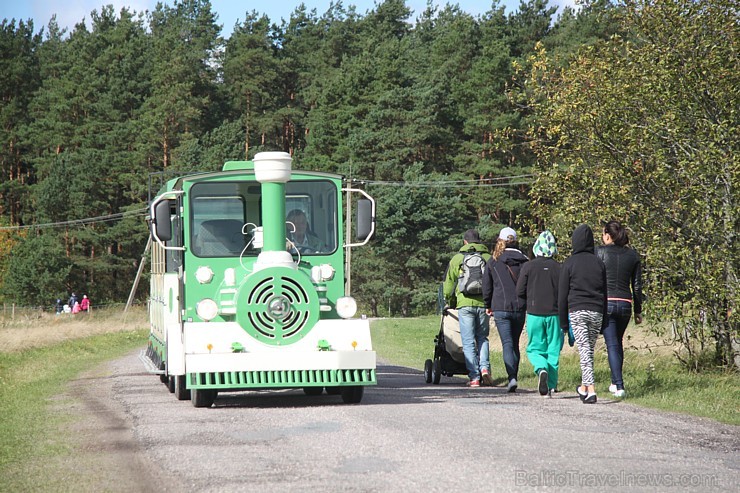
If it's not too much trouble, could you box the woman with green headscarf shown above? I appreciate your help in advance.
[516,231,562,397]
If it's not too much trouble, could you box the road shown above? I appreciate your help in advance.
[62,350,739,492]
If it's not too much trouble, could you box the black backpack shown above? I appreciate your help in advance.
[457,252,485,296]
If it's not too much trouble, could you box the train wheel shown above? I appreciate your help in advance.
[175,375,190,401]
[340,386,364,404]
[424,359,433,383]
[303,387,324,396]
[167,376,175,393]
[432,358,442,384]
[191,389,217,408]
[325,386,341,395]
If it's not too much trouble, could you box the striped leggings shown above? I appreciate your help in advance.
[570,310,602,386]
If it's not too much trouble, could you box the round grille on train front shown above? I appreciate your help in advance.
[236,266,319,346]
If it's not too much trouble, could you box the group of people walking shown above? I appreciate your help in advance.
[443,222,642,404]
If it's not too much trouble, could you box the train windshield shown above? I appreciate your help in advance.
[190,180,338,257]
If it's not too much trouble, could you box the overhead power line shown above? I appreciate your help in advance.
[0,175,532,231]
[363,174,534,188]
[0,208,148,231]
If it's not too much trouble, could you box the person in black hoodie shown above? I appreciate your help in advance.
[516,230,561,397]
[482,227,528,391]
[597,221,643,399]
[558,224,607,404]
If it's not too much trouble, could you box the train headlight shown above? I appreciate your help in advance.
[195,266,214,284]
[336,296,357,319]
[267,295,291,320]
[196,299,219,321]
[311,264,336,283]
[320,264,335,281]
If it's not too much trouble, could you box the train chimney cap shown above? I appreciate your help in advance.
[253,152,292,183]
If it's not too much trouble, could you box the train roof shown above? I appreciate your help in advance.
[153,162,345,196]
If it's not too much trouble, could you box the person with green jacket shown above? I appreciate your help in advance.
[443,230,493,387]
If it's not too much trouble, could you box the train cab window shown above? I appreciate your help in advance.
[190,182,258,257]
[189,179,338,257]
[285,180,337,255]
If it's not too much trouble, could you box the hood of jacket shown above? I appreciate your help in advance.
[499,248,528,267]
[533,230,558,258]
[571,224,595,254]
[459,242,489,254]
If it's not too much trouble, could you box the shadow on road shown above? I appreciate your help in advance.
[208,364,562,409]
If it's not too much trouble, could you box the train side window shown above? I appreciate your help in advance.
[165,214,181,272]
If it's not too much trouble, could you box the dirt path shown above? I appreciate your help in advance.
[46,364,173,492]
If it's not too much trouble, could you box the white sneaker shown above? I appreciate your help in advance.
[609,384,618,393]
[507,378,518,393]
[612,389,626,398]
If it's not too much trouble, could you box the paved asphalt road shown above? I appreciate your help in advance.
[64,350,739,492]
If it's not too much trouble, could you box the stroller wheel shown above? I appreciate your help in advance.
[432,358,442,384]
[424,359,433,383]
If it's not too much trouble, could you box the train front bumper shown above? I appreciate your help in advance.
[181,319,376,389]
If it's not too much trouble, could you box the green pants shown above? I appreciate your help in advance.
[525,314,564,391]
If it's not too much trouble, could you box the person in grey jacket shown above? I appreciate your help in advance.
[597,221,643,398]
[559,224,607,404]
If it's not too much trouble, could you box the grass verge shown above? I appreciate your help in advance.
[0,328,148,489]
[371,316,739,426]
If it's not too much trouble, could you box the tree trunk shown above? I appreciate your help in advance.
[720,161,738,370]
[244,92,251,159]
[162,122,169,168]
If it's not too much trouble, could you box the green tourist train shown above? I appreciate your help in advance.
[142,152,376,407]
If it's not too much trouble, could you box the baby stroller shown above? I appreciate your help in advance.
[424,307,469,384]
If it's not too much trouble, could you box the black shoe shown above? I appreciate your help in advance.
[538,370,549,396]
[583,393,597,404]
[576,386,587,401]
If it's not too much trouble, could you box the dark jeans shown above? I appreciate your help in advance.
[493,310,525,381]
[603,300,632,389]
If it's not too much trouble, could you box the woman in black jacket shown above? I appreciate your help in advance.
[597,221,643,398]
[558,224,607,404]
[482,227,528,391]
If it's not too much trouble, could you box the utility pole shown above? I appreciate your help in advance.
[125,236,151,313]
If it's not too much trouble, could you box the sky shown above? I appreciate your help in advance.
[2,0,576,37]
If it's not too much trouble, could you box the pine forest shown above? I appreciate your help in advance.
[0,0,737,368]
